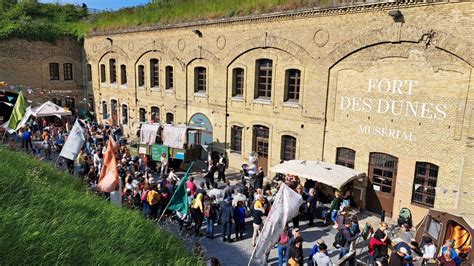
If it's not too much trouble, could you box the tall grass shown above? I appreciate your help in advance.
[86,0,332,32]
[0,147,200,265]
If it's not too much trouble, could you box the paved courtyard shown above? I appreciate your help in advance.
[170,166,387,266]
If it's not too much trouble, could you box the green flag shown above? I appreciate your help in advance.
[166,161,195,214]
[7,91,28,130]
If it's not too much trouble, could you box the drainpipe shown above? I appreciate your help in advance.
[321,71,331,161]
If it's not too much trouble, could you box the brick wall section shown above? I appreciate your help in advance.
[0,38,85,108]
[82,1,473,223]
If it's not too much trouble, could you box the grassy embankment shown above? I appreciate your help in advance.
[0,0,333,42]
[0,147,200,265]
[88,0,332,32]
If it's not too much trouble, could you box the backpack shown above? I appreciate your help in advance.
[333,230,346,248]
[203,203,213,218]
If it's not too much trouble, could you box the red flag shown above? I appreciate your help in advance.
[97,137,119,193]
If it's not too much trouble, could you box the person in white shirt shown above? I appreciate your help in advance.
[232,188,247,207]
[209,182,224,203]
[160,152,168,178]
[422,237,437,260]
[168,169,179,182]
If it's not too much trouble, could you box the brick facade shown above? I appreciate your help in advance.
[0,38,86,114]
[3,1,468,223]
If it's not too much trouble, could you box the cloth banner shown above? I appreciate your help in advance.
[59,119,85,161]
[162,124,187,149]
[98,137,119,193]
[166,161,195,214]
[140,123,161,145]
[250,183,304,265]
[7,91,28,130]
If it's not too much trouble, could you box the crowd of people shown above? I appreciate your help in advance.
[5,117,466,266]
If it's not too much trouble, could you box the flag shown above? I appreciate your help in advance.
[59,119,85,161]
[166,161,195,214]
[7,91,28,130]
[97,137,119,193]
[250,183,304,265]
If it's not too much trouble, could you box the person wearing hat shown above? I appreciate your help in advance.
[422,236,437,260]
[389,246,408,266]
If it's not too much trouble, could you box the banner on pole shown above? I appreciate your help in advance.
[250,183,304,265]
[59,119,85,161]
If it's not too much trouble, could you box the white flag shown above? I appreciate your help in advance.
[250,183,304,265]
[59,119,85,161]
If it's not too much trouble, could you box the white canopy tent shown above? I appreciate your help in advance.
[14,101,72,130]
[271,160,365,189]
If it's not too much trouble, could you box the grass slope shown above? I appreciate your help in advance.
[0,0,333,42]
[88,0,331,32]
[0,147,199,265]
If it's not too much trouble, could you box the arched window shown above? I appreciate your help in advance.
[281,135,296,161]
[151,106,160,122]
[194,67,207,93]
[284,69,301,102]
[102,101,108,119]
[166,112,174,124]
[121,104,128,125]
[232,68,244,97]
[336,148,355,169]
[412,162,438,207]
[138,65,145,87]
[109,59,116,83]
[150,59,159,88]
[139,108,146,122]
[120,64,127,85]
[165,66,173,90]
[255,59,272,99]
[100,64,106,83]
[86,64,92,82]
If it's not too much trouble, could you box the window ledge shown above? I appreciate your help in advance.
[194,92,207,97]
[253,98,272,105]
[282,101,301,108]
[120,84,127,89]
[150,87,160,91]
[410,201,432,209]
[165,89,174,94]
[230,150,242,155]
[138,86,146,90]
[110,84,118,89]
[231,96,244,102]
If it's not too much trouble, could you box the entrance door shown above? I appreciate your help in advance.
[253,125,269,174]
[366,153,398,217]
[188,113,213,160]
[110,99,118,126]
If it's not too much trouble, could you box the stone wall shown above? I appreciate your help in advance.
[84,1,473,222]
[0,38,86,112]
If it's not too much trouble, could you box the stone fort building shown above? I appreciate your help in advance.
[2,1,473,222]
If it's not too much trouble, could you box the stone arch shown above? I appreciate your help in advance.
[95,44,130,63]
[133,41,185,70]
[277,130,300,139]
[182,47,220,68]
[224,35,314,67]
[327,25,474,69]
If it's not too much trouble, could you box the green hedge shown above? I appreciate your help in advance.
[0,147,200,265]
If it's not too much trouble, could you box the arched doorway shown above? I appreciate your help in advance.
[189,113,213,159]
[110,99,118,126]
[253,125,270,174]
